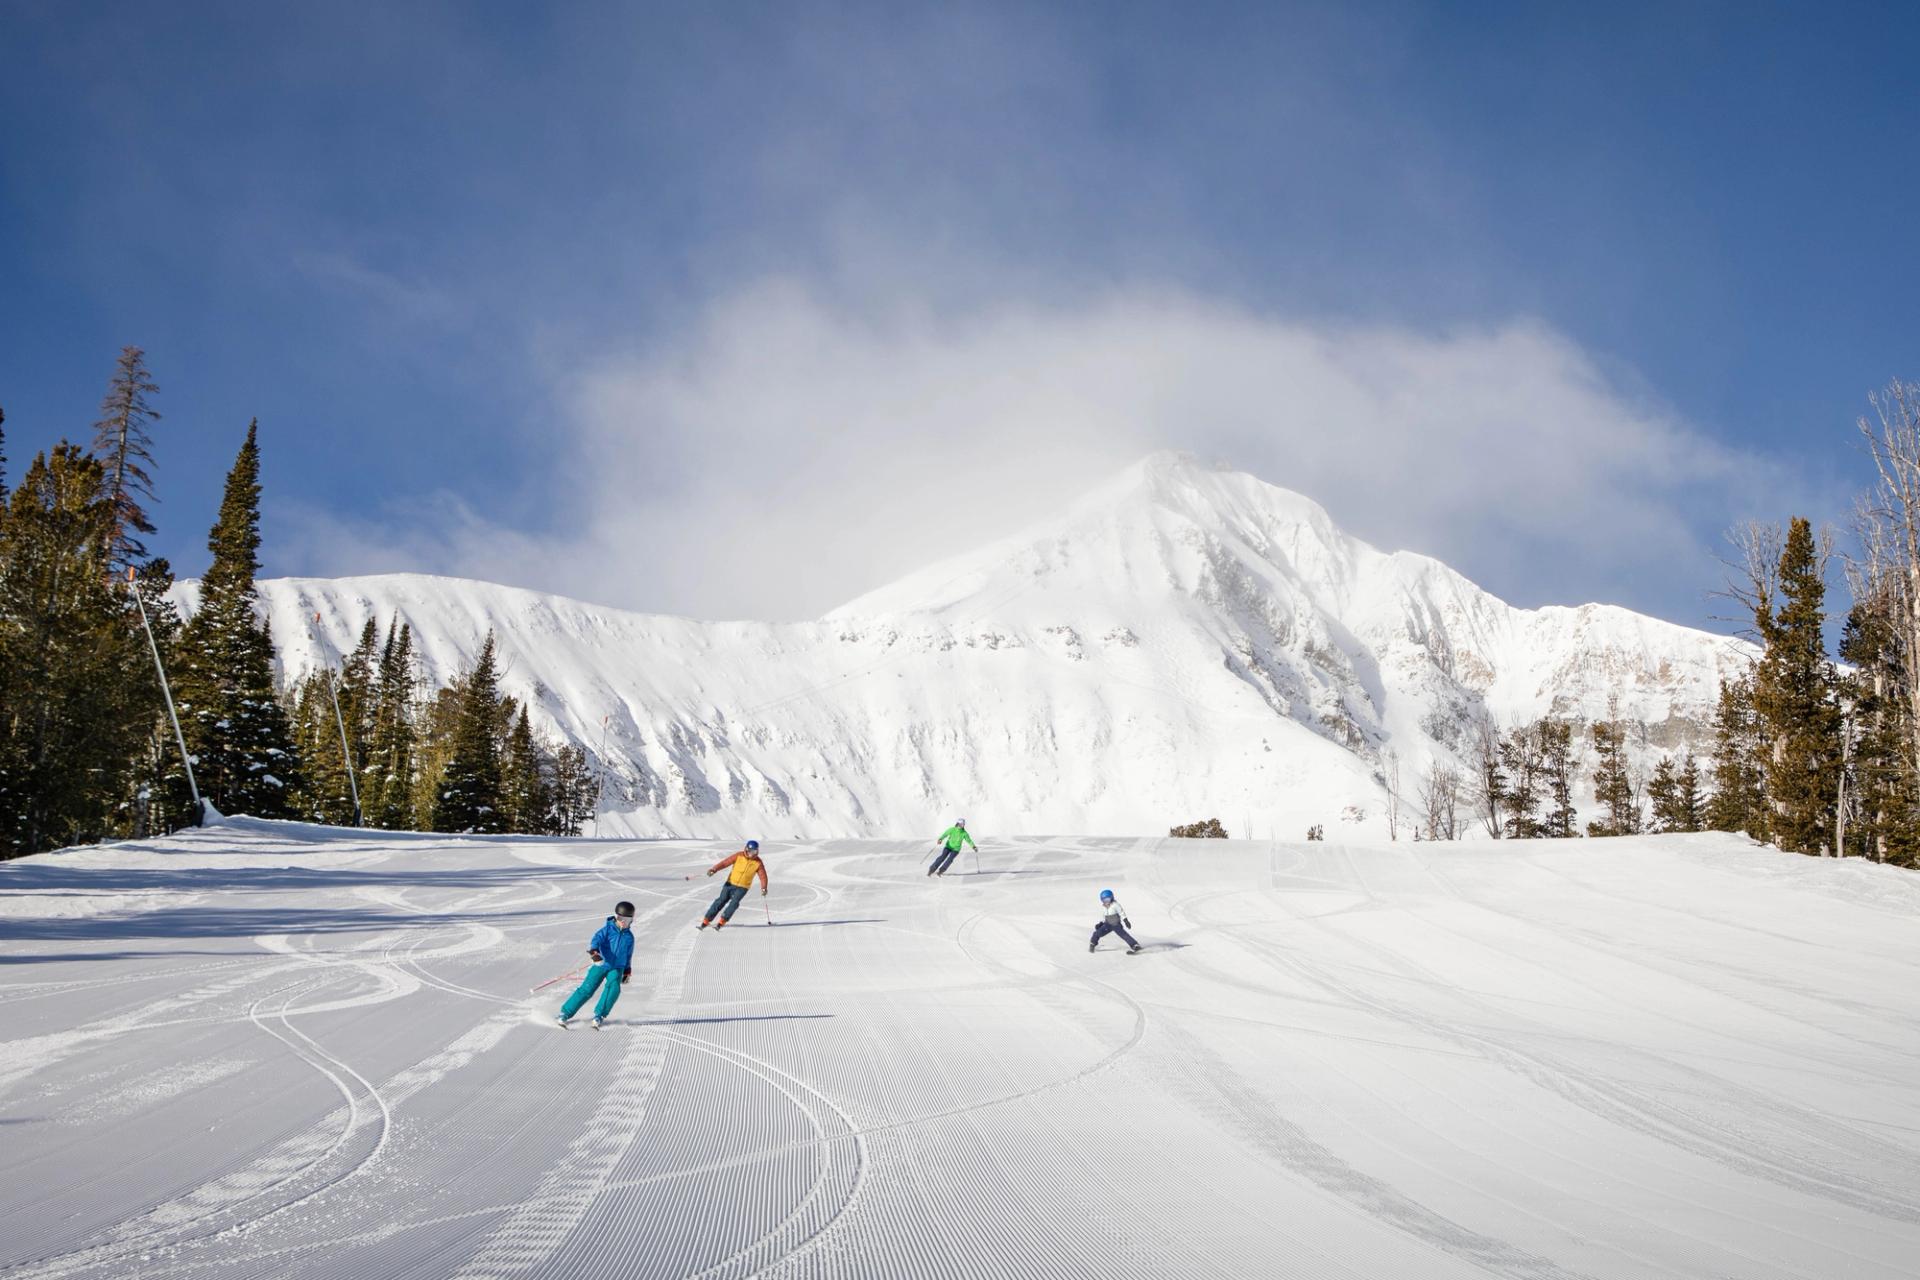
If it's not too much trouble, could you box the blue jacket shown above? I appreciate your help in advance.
[589,917,636,971]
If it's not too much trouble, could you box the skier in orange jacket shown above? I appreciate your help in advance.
[699,840,768,930]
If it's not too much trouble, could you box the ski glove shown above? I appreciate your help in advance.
[1124,919,1132,928]
[621,968,631,982]
[589,949,602,962]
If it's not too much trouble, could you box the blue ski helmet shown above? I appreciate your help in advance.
[1099,889,1114,901]
[745,839,760,851]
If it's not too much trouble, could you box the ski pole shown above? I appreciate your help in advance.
[529,965,587,994]
[763,898,772,926]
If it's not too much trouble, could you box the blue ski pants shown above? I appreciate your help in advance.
[931,845,965,875]
[1090,919,1140,950]
[560,963,623,1020]
[706,882,750,922]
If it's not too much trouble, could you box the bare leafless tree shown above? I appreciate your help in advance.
[1715,519,1785,638]
[1467,713,1504,838]
[1856,379,1920,780]
[1382,748,1402,841]
[1420,762,1460,841]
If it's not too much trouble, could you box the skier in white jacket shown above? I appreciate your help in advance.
[1089,889,1142,954]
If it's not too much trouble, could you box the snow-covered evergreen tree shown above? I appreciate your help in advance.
[367,618,420,830]
[500,704,551,833]
[431,632,506,832]
[171,421,301,819]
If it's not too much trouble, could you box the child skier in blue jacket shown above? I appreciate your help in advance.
[557,901,636,1029]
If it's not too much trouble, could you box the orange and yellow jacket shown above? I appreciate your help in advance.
[708,849,768,891]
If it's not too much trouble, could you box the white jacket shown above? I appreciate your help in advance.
[1101,896,1126,922]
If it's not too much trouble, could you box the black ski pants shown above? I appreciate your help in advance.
[930,845,966,875]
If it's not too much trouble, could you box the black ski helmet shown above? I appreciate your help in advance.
[614,901,635,919]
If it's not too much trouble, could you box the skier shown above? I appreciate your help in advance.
[700,840,768,930]
[1089,889,1142,954]
[927,818,975,876]
[556,900,636,1029]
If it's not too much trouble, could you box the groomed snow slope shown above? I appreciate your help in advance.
[183,453,1752,839]
[5,825,1920,1278]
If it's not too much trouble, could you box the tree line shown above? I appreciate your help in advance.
[1397,379,1920,863]
[0,348,598,858]
[1404,705,1705,843]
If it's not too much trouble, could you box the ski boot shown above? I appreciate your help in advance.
[556,1016,571,1030]
[592,1016,605,1031]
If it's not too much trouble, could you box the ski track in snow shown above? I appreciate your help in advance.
[4,824,1920,1278]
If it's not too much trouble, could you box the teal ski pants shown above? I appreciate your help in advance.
[559,963,623,1021]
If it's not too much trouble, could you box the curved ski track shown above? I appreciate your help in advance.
[5,830,1920,1278]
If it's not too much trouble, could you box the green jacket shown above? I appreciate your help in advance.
[938,825,976,852]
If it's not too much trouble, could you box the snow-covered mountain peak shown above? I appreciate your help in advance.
[207,453,1750,837]
[827,449,1361,622]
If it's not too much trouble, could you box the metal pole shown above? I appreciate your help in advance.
[128,568,201,824]
[311,614,362,827]
[326,671,362,827]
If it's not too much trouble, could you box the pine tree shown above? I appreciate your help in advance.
[1648,752,1706,833]
[1647,756,1679,832]
[1587,712,1640,836]
[500,704,551,833]
[367,619,420,830]
[1500,722,1546,839]
[411,681,462,829]
[432,633,506,832]
[547,744,600,836]
[1675,753,1705,832]
[90,347,162,569]
[0,445,163,854]
[1540,719,1579,838]
[338,617,379,817]
[171,421,301,818]
[1838,593,1919,864]
[1707,672,1769,838]
[1751,517,1842,853]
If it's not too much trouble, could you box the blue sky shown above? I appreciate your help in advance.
[1,2,1914,625]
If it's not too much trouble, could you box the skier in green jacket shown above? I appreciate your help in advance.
[928,819,976,876]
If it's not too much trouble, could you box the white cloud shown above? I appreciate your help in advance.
[281,283,1803,626]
